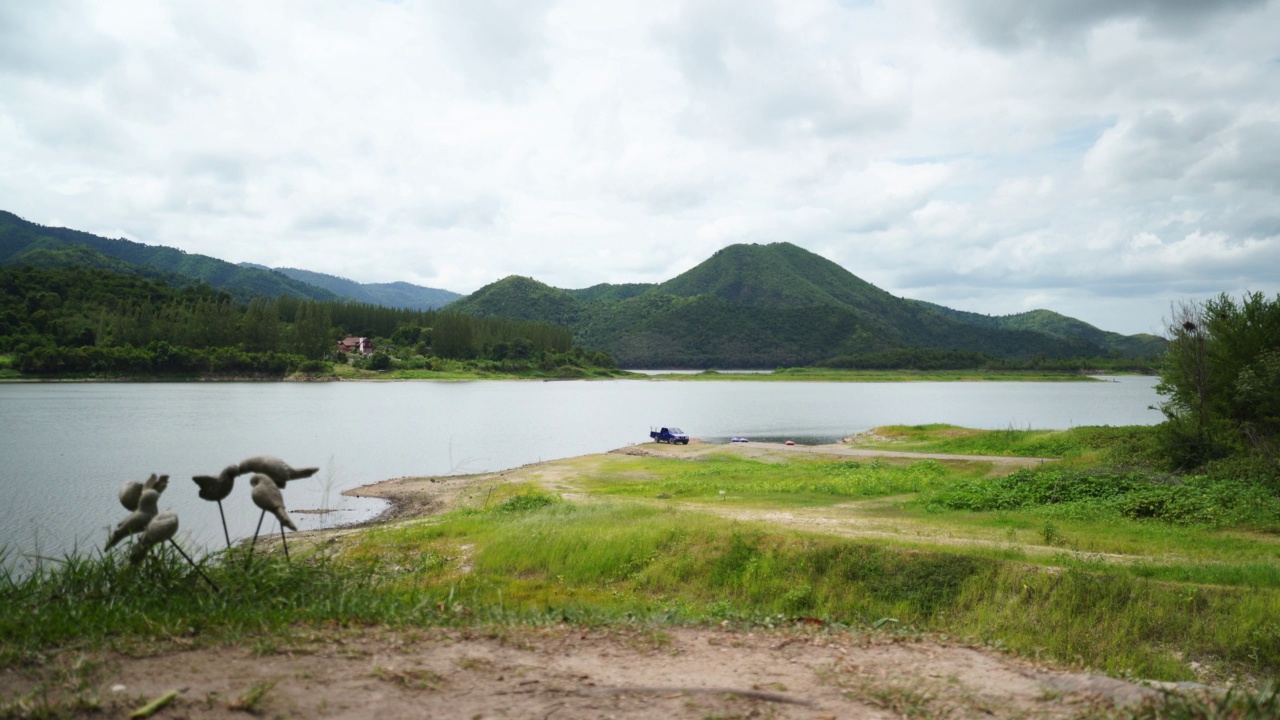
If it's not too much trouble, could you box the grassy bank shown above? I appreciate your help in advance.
[0,364,1103,383]
[4,428,1278,697]
[643,368,1106,382]
[850,424,1164,462]
[5,493,1277,686]
[331,362,629,381]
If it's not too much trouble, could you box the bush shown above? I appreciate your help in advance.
[925,465,1280,526]
[496,493,558,512]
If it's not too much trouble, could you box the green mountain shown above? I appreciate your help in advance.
[255,266,461,310]
[0,211,338,302]
[450,242,1161,368]
[457,275,585,327]
[2,211,464,310]
[564,282,654,303]
[910,301,1167,357]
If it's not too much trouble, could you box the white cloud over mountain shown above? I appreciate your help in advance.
[2,0,1278,334]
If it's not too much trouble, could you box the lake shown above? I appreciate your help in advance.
[0,376,1163,563]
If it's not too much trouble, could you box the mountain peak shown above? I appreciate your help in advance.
[658,241,895,309]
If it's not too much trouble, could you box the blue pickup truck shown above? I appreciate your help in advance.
[650,426,690,445]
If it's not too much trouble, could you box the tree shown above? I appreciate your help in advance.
[368,351,392,371]
[1156,292,1280,470]
[432,314,478,359]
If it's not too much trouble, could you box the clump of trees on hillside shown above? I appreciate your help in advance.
[1157,292,1280,472]
[0,266,614,377]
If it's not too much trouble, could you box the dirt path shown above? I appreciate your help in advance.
[733,440,1057,467]
[2,625,1182,719]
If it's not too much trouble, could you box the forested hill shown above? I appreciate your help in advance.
[908,301,1168,357]
[450,242,1165,368]
[247,266,461,310]
[0,211,337,303]
[1,211,463,310]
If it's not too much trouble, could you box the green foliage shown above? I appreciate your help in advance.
[449,275,583,327]
[495,492,558,513]
[0,265,609,377]
[869,424,1086,457]
[923,466,1280,526]
[1125,685,1280,720]
[859,424,1165,465]
[595,456,956,502]
[348,500,1280,679]
[450,241,1161,368]
[5,427,1280,684]
[1157,293,1280,471]
[0,210,338,303]
[816,348,994,370]
[913,301,1169,357]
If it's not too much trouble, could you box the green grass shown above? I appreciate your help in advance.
[341,500,1280,682]
[5,425,1280,692]
[646,368,1102,382]
[4,495,1279,685]
[919,463,1280,530]
[0,354,20,380]
[586,452,974,506]
[856,424,1165,464]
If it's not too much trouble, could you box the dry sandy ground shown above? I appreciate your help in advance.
[3,625,1180,719]
[1,442,1202,719]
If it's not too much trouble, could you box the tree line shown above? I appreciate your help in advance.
[0,266,604,376]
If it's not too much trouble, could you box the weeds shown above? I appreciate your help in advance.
[863,683,952,719]
[229,680,276,712]
[1121,685,1280,720]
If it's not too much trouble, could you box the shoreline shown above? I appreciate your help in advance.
[0,369,1144,384]
[335,440,1057,531]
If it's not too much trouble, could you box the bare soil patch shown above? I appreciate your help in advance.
[3,625,1174,719]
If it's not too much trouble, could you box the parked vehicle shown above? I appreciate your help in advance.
[650,426,689,444]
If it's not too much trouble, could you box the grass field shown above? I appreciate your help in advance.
[4,427,1279,715]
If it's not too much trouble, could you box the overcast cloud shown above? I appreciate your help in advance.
[2,0,1278,335]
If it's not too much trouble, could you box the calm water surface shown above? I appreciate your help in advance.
[0,377,1161,561]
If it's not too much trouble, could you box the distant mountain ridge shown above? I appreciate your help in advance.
[0,211,338,302]
[0,210,458,310]
[242,265,460,310]
[450,242,1165,368]
[908,301,1167,357]
[0,211,1166,368]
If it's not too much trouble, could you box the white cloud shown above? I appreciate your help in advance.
[1,0,1278,337]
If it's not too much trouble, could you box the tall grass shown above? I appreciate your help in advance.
[4,498,1278,683]
[0,545,429,663]
[341,501,1280,682]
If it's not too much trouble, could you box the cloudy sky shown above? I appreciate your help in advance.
[3,0,1279,335]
